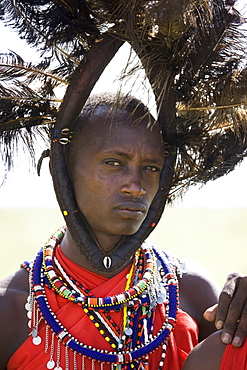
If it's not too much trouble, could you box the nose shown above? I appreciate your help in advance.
[120,167,146,198]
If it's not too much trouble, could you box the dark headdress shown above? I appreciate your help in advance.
[0,0,247,272]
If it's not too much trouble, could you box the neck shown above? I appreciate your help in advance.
[60,228,133,278]
[91,229,123,254]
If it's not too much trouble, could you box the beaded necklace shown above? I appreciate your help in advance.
[26,228,179,369]
[43,229,156,309]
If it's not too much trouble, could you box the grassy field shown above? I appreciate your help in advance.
[0,206,246,287]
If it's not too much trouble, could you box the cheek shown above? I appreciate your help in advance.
[72,171,93,204]
[73,171,111,207]
[74,181,96,219]
[146,177,161,202]
[95,172,120,197]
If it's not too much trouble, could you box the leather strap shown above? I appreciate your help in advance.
[50,34,176,273]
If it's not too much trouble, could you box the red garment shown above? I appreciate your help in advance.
[7,247,198,370]
[220,340,247,369]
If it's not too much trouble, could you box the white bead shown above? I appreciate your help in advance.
[27,311,32,319]
[47,359,55,369]
[125,327,133,336]
[32,336,42,345]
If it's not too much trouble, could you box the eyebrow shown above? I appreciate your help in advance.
[101,150,164,165]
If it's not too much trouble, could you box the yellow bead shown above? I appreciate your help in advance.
[84,308,89,313]
[111,343,116,348]
[89,315,94,320]
[63,210,68,216]
[95,323,99,327]
[100,330,104,335]
[105,337,110,342]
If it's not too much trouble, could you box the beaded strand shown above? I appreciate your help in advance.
[26,227,179,368]
[43,229,156,309]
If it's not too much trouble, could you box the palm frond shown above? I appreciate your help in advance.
[0,49,59,178]
[1,0,99,51]
[0,97,55,177]
[0,56,68,86]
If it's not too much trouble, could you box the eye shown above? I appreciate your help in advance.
[104,159,122,166]
[144,165,161,172]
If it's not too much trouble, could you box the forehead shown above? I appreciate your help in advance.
[72,104,164,153]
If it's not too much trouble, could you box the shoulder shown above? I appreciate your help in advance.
[178,258,221,340]
[182,331,226,370]
[0,268,29,304]
[0,269,30,368]
[155,250,220,313]
[179,258,220,302]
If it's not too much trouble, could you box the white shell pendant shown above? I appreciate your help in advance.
[103,256,112,269]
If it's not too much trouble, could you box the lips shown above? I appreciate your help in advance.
[115,202,147,216]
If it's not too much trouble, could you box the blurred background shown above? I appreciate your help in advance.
[1,2,247,287]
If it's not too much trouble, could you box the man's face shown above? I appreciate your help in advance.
[69,104,165,250]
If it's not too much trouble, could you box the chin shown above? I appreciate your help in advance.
[118,224,143,236]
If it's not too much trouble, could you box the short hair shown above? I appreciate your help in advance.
[72,93,154,138]
[67,92,157,171]
[80,92,149,118]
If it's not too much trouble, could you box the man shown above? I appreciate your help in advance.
[183,323,247,369]
[0,94,246,370]
[182,272,247,370]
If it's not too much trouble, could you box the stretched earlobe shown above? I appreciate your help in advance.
[37,149,50,176]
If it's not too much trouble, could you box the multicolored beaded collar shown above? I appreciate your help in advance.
[43,227,156,309]
[25,228,179,369]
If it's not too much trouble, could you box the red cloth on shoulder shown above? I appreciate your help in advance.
[7,246,198,370]
[220,340,247,369]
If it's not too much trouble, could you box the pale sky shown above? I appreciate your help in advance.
[0,3,247,209]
